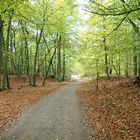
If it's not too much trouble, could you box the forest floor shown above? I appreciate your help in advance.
[0,81,90,140]
[0,75,67,133]
[77,77,140,140]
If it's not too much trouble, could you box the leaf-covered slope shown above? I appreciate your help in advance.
[77,78,140,140]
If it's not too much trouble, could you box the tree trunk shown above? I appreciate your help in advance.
[62,44,65,81]
[133,48,137,76]
[42,48,56,85]
[118,52,121,76]
[96,59,99,91]
[2,17,12,90]
[128,19,139,77]
[104,37,109,78]
[33,27,43,87]
[0,17,4,90]
[125,53,129,77]
[137,51,140,77]
[21,21,31,85]
[57,36,62,82]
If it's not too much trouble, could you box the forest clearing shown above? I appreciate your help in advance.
[0,0,140,140]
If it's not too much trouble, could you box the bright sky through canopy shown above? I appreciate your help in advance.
[76,0,90,19]
[77,0,88,5]
[76,0,90,33]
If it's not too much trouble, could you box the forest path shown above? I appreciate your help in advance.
[0,82,90,140]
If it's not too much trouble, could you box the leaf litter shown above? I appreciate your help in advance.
[0,76,67,133]
[77,77,140,140]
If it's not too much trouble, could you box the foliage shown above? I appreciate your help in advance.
[0,0,78,89]
[76,0,140,79]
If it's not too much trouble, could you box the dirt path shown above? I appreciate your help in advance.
[0,82,90,140]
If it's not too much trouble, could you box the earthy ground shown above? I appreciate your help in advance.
[1,75,139,140]
[77,77,140,140]
[0,82,91,140]
[0,76,66,133]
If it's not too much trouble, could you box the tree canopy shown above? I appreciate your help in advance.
[0,0,140,90]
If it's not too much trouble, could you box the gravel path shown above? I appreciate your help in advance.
[0,82,90,140]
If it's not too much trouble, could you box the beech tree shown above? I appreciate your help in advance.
[0,0,77,90]
[1,0,139,90]
[75,0,139,80]
[0,0,26,90]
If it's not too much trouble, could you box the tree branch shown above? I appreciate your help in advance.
[84,7,140,16]
[128,19,139,32]
[106,12,129,37]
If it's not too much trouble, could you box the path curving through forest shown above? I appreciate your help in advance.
[0,82,91,140]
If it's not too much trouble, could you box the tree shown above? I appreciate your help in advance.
[74,0,140,81]
[0,0,77,90]
[0,16,4,90]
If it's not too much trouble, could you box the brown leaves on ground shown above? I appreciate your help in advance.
[77,77,140,140]
[0,76,66,133]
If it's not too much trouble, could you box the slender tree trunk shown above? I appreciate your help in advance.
[0,17,4,90]
[62,44,65,81]
[21,21,31,85]
[12,29,17,75]
[51,63,55,77]
[118,52,121,76]
[57,36,62,81]
[125,53,129,77]
[96,59,99,91]
[2,17,12,89]
[137,51,140,77]
[33,27,43,87]
[112,60,120,84]
[109,57,113,77]
[128,19,139,77]
[43,48,56,85]
[104,37,109,78]
[54,49,57,79]
[111,60,119,77]
[9,29,16,74]
[33,44,39,86]
[133,48,137,76]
